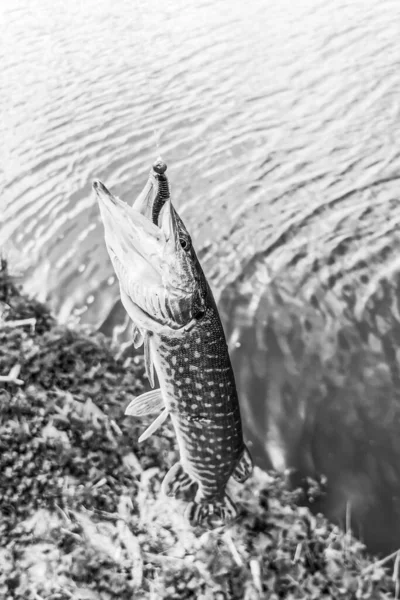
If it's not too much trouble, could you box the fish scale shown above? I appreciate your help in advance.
[153,293,244,498]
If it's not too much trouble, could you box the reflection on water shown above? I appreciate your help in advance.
[3,0,400,554]
[222,264,400,555]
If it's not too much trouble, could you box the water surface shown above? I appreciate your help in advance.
[3,0,400,553]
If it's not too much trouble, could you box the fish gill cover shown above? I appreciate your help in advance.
[0,259,398,599]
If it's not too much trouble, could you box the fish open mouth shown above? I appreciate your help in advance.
[93,161,202,331]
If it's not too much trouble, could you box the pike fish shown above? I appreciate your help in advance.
[93,160,253,528]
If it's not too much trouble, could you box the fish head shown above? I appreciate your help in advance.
[158,198,208,319]
[93,178,207,330]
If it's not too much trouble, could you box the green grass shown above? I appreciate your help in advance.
[0,260,397,599]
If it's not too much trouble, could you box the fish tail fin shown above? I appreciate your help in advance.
[185,494,237,529]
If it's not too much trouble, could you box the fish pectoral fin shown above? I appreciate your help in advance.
[138,407,169,443]
[144,332,155,388]
[161,462,198,500]
[185,494,237,529]
[124,388,164,417]
[231,445,254,483]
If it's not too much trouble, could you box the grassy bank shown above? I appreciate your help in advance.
[0,261,396,599]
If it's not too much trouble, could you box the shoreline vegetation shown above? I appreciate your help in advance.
[0,260,397,599]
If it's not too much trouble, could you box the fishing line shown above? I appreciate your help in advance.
[133,0,159,152]
[133,0,175,158]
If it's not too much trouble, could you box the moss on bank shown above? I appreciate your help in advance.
[0,262,396,599]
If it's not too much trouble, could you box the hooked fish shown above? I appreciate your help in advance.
[93,160,253,528]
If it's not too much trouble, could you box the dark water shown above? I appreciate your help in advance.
[3,0,400,554]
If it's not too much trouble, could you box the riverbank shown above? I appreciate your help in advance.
[0,260,396,599]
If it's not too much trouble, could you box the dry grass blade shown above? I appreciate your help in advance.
[122,451,143,474]
[0,364,24,385]
[346,501,352,537]
[0,317,36,332]
[117,519,143,589]
[144,552,187,566]
[362,549,400,575]
[110,419,123,436]
[82,397,106,426]
[250,559,263,594]
[117,495,143,590]
[92,477,108,489]
[223,530,243,566]
[72,511,120,560]
[293,542,303,563]
[54,504,71,523]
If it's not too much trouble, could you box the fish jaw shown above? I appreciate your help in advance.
[93,179,202,327]
[94,179,164,280]
[94,180,164,254]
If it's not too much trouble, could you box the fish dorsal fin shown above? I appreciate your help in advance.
[138,407,169,443]
[125,388,164,417]
[144,332,155,388]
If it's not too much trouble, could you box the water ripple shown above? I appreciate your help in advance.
[3,0,400,552]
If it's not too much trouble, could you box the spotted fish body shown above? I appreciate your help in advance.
[152,284,249,521]
[94,160,253,527]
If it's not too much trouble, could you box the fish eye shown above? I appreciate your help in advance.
[180,236,191,251]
